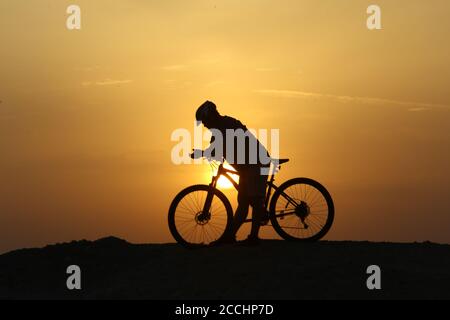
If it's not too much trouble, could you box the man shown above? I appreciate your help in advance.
[190,100,270,245]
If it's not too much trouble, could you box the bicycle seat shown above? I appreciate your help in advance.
[273,158,289,165]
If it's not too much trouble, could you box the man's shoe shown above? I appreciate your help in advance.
[260,211,270,226]
[238,236,261,246]
[209,236,236,247]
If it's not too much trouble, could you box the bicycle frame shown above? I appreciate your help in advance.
[203,162,301,223]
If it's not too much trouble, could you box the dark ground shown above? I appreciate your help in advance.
[0,236,449,299]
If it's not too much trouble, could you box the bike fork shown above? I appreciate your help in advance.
[202,182,216,214]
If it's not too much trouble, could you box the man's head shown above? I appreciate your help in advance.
[196,100,220,128]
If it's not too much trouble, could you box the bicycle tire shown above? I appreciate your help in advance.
[269,178,334,242]
[168,184,234,247]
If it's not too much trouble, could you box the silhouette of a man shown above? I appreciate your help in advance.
[190,100,270,245]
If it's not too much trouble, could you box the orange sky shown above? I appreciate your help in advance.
[1,0,450,253]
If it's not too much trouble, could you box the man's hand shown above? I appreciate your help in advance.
[190,149,204,159]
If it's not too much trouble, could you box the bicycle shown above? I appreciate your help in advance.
[168,158,334,247]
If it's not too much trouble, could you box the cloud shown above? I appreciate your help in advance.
[254,89,450,110]
[82,79,133,86]
[161,65,188,71]
[408,107,429,112]
[256,90,320,99]
[74,66,101,72]
[204,80,225,87]
[255,67,280,72]
[161,56,226,72]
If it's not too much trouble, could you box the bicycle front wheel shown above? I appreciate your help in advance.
[269,178,334,242]
[168,185,233,247]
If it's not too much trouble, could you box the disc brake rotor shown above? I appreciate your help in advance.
[195,211,211,225]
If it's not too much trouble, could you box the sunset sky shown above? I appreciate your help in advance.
[1,0,449,253]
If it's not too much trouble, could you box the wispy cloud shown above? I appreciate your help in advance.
[161,64,188,71]
[408,107,429,112]
[82,79,133,86]
[255,67,280,72]
[254,89,449,110]
[96,79,132,86]
[74,66,101,72]
[204,80,225,87]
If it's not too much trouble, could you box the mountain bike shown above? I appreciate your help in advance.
[168,158,334,247]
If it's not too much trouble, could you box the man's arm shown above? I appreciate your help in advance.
[189,149,203,159]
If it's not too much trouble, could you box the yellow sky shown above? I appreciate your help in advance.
[1,0,450,253]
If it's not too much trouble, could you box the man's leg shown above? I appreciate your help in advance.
[230,193,250,238]
[249,197,265,239]
[227,170,250,239]
[210,195,248,245]
[246,170,267,241]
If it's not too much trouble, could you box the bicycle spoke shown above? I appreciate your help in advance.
[272,181,332,240]
[183,223,198,241]
[184,195,197,214]
[308,189,322,207]
[207,223,221,238]
[188,193,199,212]
[173,189,230,245]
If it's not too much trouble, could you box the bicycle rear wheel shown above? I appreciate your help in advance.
[168,184,233,247]
[269,178,334,242]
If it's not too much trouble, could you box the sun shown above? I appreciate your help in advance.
[217,175,235,189]
[216,163,239,189]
